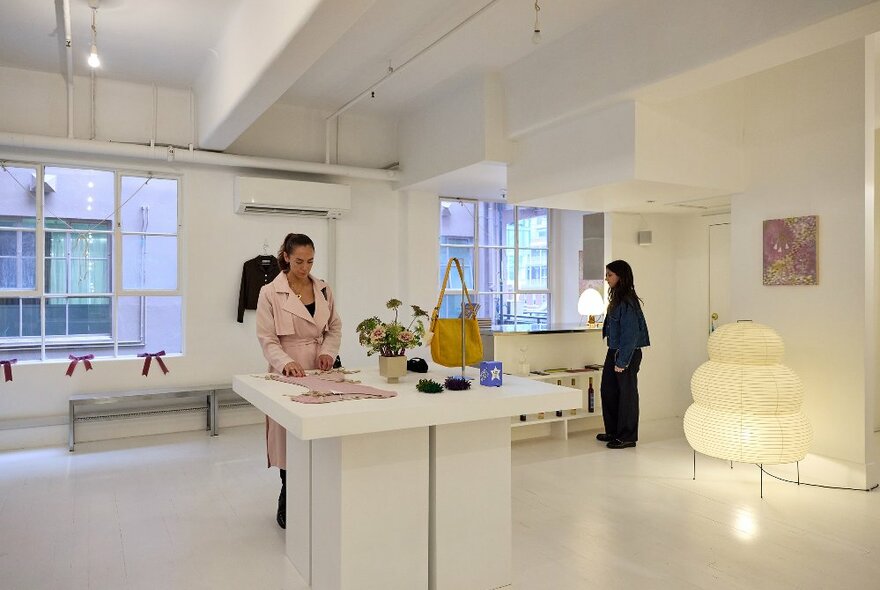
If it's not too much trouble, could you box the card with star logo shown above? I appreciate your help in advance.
[479,361,503,387]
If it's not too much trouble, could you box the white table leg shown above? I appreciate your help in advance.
[304,426,430,590]
[430,417,512,590]
[286,432,312,583]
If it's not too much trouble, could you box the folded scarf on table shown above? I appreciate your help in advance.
[262,373,396,404]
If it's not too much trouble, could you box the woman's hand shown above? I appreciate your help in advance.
[614,365,626,373]
[282,361,305,377]
[317,354,335,371]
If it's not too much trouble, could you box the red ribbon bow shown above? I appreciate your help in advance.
[138,350,169,376]
[0,359,17,382]
[66,354,94,377]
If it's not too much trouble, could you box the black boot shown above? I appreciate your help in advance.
[276,469,286,529]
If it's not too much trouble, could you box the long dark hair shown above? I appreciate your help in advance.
[277,233,315,272]
[606,259,642,312]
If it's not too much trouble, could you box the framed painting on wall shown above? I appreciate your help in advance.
[762,215,818,285]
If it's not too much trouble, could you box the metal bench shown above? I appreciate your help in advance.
[68,384,229,452]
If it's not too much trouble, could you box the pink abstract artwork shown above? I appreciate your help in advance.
[763,216,818,285]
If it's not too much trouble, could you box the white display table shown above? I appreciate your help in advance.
[233,366,581,590]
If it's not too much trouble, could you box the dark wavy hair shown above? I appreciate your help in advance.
[606,259,642,312]
[277,233,315,272]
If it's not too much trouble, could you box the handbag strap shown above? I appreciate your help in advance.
[431,257,475,328]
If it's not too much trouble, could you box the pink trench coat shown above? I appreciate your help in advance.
[256,272,342,469]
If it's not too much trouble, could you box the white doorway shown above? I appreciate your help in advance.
[708,222,731,332]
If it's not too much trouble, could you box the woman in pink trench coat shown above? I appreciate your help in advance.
[256,233,342,528]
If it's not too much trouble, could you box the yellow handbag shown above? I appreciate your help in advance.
[430,258,484,367]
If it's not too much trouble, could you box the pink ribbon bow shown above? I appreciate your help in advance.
[138,350,169,376]
[0,359,17,382]
[66,354,94,377]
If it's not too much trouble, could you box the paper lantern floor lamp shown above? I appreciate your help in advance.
[684,321,812,489]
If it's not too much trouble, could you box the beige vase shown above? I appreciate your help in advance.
[378,355,407,383]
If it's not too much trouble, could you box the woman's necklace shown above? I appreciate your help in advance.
[289,278,309,299]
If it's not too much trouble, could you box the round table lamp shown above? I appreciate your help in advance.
[577,288,606,327]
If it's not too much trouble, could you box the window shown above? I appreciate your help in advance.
[0,163,181,361]
[439,199,550,326]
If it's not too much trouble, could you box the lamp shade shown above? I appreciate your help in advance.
[577,288,605,317]
[683,321,812,465]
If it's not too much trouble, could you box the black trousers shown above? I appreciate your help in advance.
[600,348,642,442]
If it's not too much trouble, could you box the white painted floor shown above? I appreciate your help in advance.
[1,422,878,590]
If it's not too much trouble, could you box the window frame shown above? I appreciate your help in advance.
[439,198,551,326]
[0,161,182,357]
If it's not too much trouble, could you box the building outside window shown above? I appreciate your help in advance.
[0,163,182,362]
[439,199,550,326]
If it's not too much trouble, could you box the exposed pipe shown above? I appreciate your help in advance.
[62,0,74,138]
[151,83,157,148]
[0,131,399,181]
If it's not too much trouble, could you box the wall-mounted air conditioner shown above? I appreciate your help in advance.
[234,176,351,218]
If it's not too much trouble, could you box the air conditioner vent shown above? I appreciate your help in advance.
[234,176,351,218]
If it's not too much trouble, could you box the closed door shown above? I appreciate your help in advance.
[709,223,731,332]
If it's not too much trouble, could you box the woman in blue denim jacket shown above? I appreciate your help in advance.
[597,260,650,449]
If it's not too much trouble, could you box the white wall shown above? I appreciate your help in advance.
[672,213,732,418]
[606,212,681,422]
[398,73,510,190]
[550,209,586,325]
[733,40,876,486]
[227,102,398,169]
[0,149,407,449]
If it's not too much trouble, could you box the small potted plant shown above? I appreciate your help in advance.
[356,299,428,382]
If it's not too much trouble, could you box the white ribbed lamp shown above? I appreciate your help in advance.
[683,321,812,465]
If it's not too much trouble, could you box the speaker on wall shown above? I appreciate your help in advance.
[638,230,653,246]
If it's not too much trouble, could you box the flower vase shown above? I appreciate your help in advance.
[378,355,407,383]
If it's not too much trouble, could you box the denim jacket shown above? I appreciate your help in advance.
[602,298,650,368]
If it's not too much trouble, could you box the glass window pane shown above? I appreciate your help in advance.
[0,259,15,289]
[439,201,474,243]
[122,235,178,290]
[45,296,111,338]
[120,177,178,234]
[45,231,66,257]
[475,293,502,324]
[518,249,549,290]
[0,165,38,227]
[438,247,474,291]
[478,202,515,247]
[70,260,111,294]
[118,296,182,354]
[477,247,513,293]
[0,230,15,255]
[517,293,550,326]
[0,297,40,340]
[494,294,517,327]
[70,232,110,257]
[22,257,36,290]
[45,259,68,294]
[438,293,463,320]
[44,167,115,228]
[0,230,36,290]
[517,207,548,248]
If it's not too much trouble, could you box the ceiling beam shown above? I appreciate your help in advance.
[194,0,375,151]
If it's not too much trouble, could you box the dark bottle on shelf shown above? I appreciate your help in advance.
[588,377,595,413]
[555,410,563,417]
[519,414,527,422]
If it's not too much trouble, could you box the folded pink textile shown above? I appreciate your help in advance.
[266,373,397,404]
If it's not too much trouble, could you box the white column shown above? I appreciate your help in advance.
[310,427,430,590]
[430,417,512,590]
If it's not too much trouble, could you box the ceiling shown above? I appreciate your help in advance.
[0,0,239,88]
[0,0,615,115]
[0,1,872,215]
